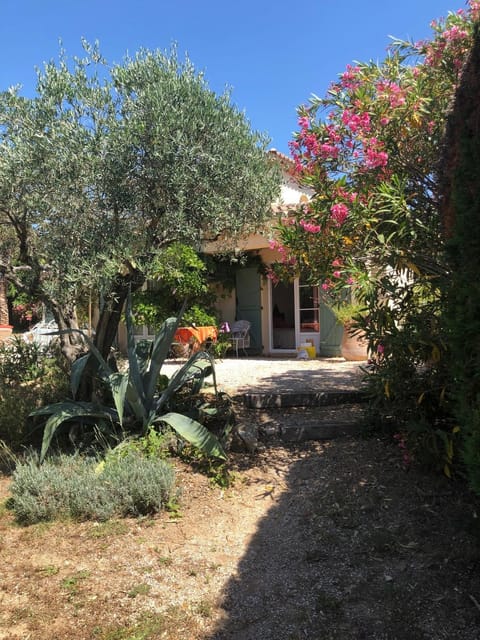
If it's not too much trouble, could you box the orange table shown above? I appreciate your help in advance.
[173,326,218,353]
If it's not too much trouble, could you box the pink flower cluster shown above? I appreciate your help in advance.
[303,133,320,156]
[298,115,310,129]
[268,239,297,266]
[299,219,322,233]
[338,64,362,90]
[319,143,340,159]
[321,279,334,291]
[423,15,471,71]
[469,1,480,21]
[330,202,349,226]
[376,80,406,108]
[363,137,389,169]
[341,109,371,134]
[335,186,357,203]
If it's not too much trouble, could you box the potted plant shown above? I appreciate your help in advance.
[332,301,369,361]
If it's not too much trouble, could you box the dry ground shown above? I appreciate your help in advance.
[1,428,480,640]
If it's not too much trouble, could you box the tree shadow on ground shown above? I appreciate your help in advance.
[207,437,480,640]
[232,363,366,395]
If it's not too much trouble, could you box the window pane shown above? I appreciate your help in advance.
[300,309,319,332]
[299,285,319,309]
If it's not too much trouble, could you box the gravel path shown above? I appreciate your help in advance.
[162,357,367,396]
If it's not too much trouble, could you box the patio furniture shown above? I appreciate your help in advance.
[173,325,218,357]
[229,320,251,357]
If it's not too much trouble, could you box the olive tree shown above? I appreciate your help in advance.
[0,43,280,362]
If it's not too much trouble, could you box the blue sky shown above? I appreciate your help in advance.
[0,0,467,154]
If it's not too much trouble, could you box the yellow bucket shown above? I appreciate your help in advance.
[297,345,316,359]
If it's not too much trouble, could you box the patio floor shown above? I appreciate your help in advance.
[162,356,368,396]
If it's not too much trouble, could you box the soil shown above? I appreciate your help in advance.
[1,416,480,640]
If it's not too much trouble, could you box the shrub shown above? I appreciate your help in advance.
[0,337,48,384]
[9,456,99,524]
[102,452,176,517]
[181,305,217,327]
[441,24,480,494]
[9,452,176,525]
[0,340,68,449]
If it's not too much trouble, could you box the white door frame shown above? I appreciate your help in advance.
[268,278,320,354]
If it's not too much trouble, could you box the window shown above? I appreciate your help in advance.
[299,283,320,332]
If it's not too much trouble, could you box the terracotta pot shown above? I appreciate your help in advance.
[341,324,368,361]
[0,324,13,344]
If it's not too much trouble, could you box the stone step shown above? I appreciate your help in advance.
[234,401,366,448]
[241,389,367,409]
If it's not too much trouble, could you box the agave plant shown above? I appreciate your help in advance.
[32,295,227,463]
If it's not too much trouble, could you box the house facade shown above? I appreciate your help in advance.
[128,149,344,357]
[205,150,343,357]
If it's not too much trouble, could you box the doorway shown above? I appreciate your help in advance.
[269,279,321,353]
[271,281,295,349]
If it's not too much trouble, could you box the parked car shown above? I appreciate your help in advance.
[23,320,59,347]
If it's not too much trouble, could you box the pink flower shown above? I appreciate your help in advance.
[266,269,279,285]
[321,279,334,291]
[298,115,310,129]
[300,219,322,233]
[332,259,342,267]
[319,143,339,159]
[341,110,371,134]
[338,64,362,89]
[365,149,389,168]
[330,203,349,226]
[333,270,341,278]
[303,133,320,156]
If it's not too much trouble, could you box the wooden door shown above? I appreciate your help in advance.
[235,268,262,353]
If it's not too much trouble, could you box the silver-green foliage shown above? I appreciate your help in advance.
[9,453,176,525]
[0,42,280,362]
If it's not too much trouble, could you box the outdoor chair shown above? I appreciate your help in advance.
[229,320,251,357]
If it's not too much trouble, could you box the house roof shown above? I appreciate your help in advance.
[268,148,295,167]
[271,203,301,215]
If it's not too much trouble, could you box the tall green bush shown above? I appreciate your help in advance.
[441,22,480,494]
[267,5,480,473]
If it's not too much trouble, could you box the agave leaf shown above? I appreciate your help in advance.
[155,351,216,413]
[108,372,129,426]
[125,379,148,424]
[70,354,91,399]
[37,401,118,463]
[158,411,227,460]
[124,293,147,409]
[55,328,112,380]
[134,339,153,375]
[144,298,188,403]
[143,317,179,401]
